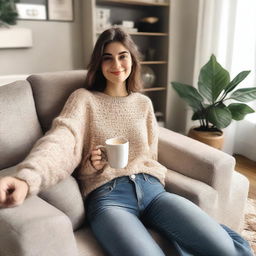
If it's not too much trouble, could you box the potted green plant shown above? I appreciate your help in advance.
[0,0,18,27]
[171,54,256,149]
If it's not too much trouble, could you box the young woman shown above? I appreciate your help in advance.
[0,28,253,256]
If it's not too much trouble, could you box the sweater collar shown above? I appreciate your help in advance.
[93,91,136,103]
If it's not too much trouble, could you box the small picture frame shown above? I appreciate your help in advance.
[47,0,74,22]
[16,3,47,20]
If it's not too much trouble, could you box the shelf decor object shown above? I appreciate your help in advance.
[96,7,111,32]
[141,65,156,88]
[137,16,160,32]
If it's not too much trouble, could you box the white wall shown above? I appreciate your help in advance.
[0,0,84,76]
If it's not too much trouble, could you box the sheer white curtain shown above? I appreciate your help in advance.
[190,0,256,160]
[230,0,256,161]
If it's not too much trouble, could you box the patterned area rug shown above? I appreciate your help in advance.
[242,198,256,254]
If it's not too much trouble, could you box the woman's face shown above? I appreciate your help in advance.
[101,42,132,87]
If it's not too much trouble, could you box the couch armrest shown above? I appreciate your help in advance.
[0,196,78,256]
[165,169,218,218]
[158,127,235,194]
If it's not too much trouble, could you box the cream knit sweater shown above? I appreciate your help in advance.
[15,89,167,196]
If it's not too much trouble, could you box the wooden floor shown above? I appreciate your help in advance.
[234,154,256,199]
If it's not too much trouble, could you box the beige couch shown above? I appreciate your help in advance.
[0,70,249,256]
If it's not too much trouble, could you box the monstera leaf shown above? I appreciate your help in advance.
[198,55,230,103]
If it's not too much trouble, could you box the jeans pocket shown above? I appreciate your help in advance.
[90,180,115,199]
[145,174,160,184]
[87,180,116,221]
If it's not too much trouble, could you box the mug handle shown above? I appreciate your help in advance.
[95,145,108,162]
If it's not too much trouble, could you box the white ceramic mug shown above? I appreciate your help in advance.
[96,137,129,169]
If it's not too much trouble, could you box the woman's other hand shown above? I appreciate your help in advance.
[0,176,29,208]
[91,147,106,171]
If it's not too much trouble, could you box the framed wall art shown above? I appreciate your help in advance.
[47,0,74,22]
[15,0,47,20]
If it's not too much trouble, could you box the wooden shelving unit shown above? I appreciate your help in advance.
[129,32,168,36]
[140,61,168,65]
[142,87,166,92]
[97,0,169,7]
[96,31,169,36]
[82,0,171,126]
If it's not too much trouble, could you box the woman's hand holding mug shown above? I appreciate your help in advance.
[91,147,107,171]
[91,137,129,170]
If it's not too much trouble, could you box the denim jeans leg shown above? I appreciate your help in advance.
[89,206,165,256]
[86,176,166,256]
[221,224,254,256]
[143,192,252,256]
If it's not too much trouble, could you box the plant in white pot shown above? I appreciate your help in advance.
[171,54,256,149]
[0,0,18,27]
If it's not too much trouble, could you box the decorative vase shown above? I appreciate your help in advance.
[188,127,224,150]
[137,16,159,32]
[141,65,156,88]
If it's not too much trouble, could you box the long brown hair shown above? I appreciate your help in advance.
[85,27,142,93]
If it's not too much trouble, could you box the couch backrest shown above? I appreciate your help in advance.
[28,70,87,133]
[0,81,43,170]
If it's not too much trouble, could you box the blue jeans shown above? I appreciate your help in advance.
[86,173,253,256]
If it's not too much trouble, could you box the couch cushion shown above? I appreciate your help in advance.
[0,81,42,170]
[39,175,85,231]
[165,169,218,218]
[28,70,87,132]
[75,227,105,256]
[0,165,17,177]
[75,226,178,256]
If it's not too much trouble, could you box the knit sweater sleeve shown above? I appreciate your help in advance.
[15,89,87,196]
[146,98,159,161]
